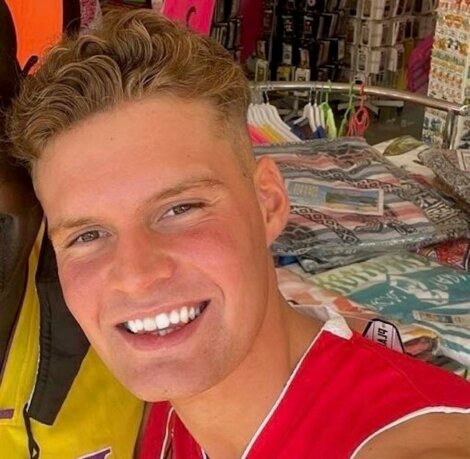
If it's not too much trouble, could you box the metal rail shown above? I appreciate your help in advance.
[250,81,469,148]
[250,81,469,116]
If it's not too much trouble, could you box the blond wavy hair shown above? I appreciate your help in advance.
[7,9,251,170]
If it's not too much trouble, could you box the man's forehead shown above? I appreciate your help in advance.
[42,98,228,162]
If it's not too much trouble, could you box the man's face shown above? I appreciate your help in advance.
[34,97,286,401]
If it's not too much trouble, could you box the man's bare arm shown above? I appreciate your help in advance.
[356,413,470,459]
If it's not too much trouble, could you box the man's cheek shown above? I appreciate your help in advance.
[59,261,102,314]
[181,224,248,267]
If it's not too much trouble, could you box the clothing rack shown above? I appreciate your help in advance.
[249,81,470,148]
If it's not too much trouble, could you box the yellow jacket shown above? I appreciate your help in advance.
[0,240,144,458]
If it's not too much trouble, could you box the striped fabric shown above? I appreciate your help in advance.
[255,138,470,272]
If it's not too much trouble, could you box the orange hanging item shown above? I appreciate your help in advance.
[4,0,64,71]
[347,83,370,137]
[2,0,80,73]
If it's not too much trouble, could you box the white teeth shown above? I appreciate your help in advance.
[156,313,170,330]
[143,317,157,332]
[128,320,139,333]
[169,310,180,325]
[180,306,189,323]
[124,302,207,334]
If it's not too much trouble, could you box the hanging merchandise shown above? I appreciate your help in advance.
[338,80,356,136]
[319,82,338,139]
[254,0,348,82]
[347,83,370,136]
[161,0,216,35]
[248,91,302,144]
[2,0,83,72]
[211,0,243,61]
[424,1,470,147]
[293,89,323,139]
[407,34,433,94]
[293,84,337,139]
[346,0,437,90]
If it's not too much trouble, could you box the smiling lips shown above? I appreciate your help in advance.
[122,300,210,337]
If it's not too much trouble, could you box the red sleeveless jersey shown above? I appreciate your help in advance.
[139,309,470,459]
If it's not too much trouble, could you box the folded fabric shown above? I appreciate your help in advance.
[276,266,438,359]
[416,239,470,271]
[373,136,434,178]
[255,138,470,272]
[419,148,470,208]
[287,252,470,367]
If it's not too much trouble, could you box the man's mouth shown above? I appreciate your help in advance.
[120,300,210,337]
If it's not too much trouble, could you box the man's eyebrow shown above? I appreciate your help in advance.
[48,177,224,240]
[48,217,99,240]
[139,177,224,211]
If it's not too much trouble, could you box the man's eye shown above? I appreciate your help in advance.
[69,230,106,246]
[164,203,204,218]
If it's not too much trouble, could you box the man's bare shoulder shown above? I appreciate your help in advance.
[356,412,470,459]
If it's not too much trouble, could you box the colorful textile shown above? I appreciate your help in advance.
[419,148,470,207]
[139,308,470,459]
[276,267,376,332]
[248,125,270,145]
[277,266,436,356]
[417,239,470,271]
[373,137,434,178]
[255,138,470,272]
[305,252,470,366]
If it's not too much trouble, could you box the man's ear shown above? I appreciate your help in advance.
[253,156,290,246]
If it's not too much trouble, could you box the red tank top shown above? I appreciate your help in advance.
[139,310,470,459]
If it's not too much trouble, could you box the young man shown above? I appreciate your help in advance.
[7,9,470,459]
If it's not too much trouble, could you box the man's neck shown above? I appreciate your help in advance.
[170,294,323,459]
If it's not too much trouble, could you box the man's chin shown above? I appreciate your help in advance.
[113,367,216,403]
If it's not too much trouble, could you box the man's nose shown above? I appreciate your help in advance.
[108,230,176,296]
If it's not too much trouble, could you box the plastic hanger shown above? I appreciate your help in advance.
[262,91,300,142]
[313,89,323,133]
[320,80,338,139]
[294,88,318,135]
[339,80,356,137]
[293,88,312,125]
[347,82,370,137]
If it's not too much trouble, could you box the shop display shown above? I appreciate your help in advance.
[276,265,444,360]
[211,0,243,61]
[256,138,470,272]
[163,0,216,34]
[2,3,470,457]
[346,0,437,89]
[288,252,470,366]
[419,148,470,206]
[373,136,435,178]
[425,1,470,146]
[254,0,349,83]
